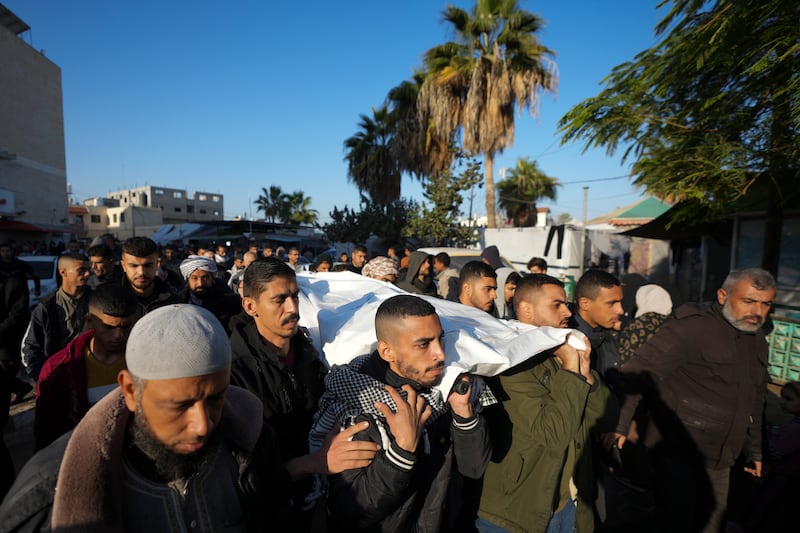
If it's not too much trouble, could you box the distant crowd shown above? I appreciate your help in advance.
[0,234,796,532]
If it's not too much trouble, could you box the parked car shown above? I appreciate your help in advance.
[19,255,59,308]
[416,247,518,272]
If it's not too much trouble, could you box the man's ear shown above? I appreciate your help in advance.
[517,300,531,322]
[241,296,258,317]
[118,370,139,412]
[577,296,591,311]
[376,339,394,364]
[717,288,728,306]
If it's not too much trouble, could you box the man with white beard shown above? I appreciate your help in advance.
[612,268,776,533]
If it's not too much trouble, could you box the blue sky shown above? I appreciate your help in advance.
[5,0,665,223]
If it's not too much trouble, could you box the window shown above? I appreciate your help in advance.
[212,195,220,202]
[198,194,207,201]
[154,189,164,195]
[174,207,182,213]
[91,214,101,223]
[112,214,117,223]
[187,205,194,214]
[120,213,125,222]
[213,210,220,217]
[173,191,183,199]
[199,209,207,215]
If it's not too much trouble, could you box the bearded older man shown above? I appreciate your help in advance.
[613,268,776,533]
[0,304,289,532]
[179,255,241,334]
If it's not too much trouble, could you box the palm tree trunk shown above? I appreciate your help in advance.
[485,154,496,228]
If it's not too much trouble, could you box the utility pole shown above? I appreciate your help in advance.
[580,186,588,276]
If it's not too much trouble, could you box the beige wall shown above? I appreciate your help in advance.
[0,17,68,228]
[107,185,223,223]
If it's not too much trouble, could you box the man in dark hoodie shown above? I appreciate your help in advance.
[229,258,379,529]
[480,245,504,270]
[395,250,436,296]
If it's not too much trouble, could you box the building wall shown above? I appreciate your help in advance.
[107,185,223,224]
[0,17,67,227]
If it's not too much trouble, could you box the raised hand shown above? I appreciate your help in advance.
[447,374,475,419]
[321,421,381,475]
[375,385,431,453]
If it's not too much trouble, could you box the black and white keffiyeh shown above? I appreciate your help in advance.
[308,353,496,453]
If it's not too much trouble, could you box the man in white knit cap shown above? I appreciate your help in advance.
[0,304,289,532]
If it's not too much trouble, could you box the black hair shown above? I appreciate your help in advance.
[87,244,113,259]
[122,237,158,258]
[574,269,621,301]
[375,295,437,340]
[458,260,497,287]
[513,274,565,315]
[434,252,451,268]
[526,257,547,271]
[89,284,141,318]
[243,257,296,298]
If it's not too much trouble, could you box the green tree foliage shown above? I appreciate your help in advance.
[280,190,318,225]
[403,151,482,246]
[343,106,403,207]
[418,0,558,228]
[559,0,800,272]
[253,185,284,223]
[323,199,415,244]
[496,158,559,226]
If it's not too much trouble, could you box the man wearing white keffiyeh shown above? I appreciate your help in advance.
[312,295,493,533]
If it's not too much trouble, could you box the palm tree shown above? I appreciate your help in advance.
[387,72,453,180]
[496,158,558,226]
[253,185,284,223]
[280,191,318,225]
[418,0,558,228]
[343,106,401,207]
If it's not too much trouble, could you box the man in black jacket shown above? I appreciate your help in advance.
[0,304,289,532]
[229,258,378,529]
[0,271,29,500]
[315,294,492,532]
[613,268,775,533]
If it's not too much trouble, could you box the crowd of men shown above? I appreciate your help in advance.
[0,236,794,533]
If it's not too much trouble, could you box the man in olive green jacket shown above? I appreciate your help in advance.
[478,275,618,533]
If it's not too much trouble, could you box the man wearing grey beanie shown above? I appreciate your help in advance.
[0,304,289,531]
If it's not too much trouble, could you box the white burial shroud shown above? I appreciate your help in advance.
[296,271,586,396]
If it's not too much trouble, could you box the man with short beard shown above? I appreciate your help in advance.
[0,304,289,531]
[229,257,379,530]
[315,294,492,532]
[179,255,241,335]
[120,237,181,312]
[612,268,776,533]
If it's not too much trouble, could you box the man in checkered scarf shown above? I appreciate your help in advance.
[316,294,492,532]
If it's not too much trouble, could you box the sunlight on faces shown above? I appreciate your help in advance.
[520,284,572,328]
[243,276,300,346]
[287,249,300,265]
[464,276,498,312]
[579,285,624,329]
[121,369,229,456]
[188,269,214,295]
[378,314,446,388]
[59,257,91,288]
[121,252,158,293]
[718,279,775,333]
